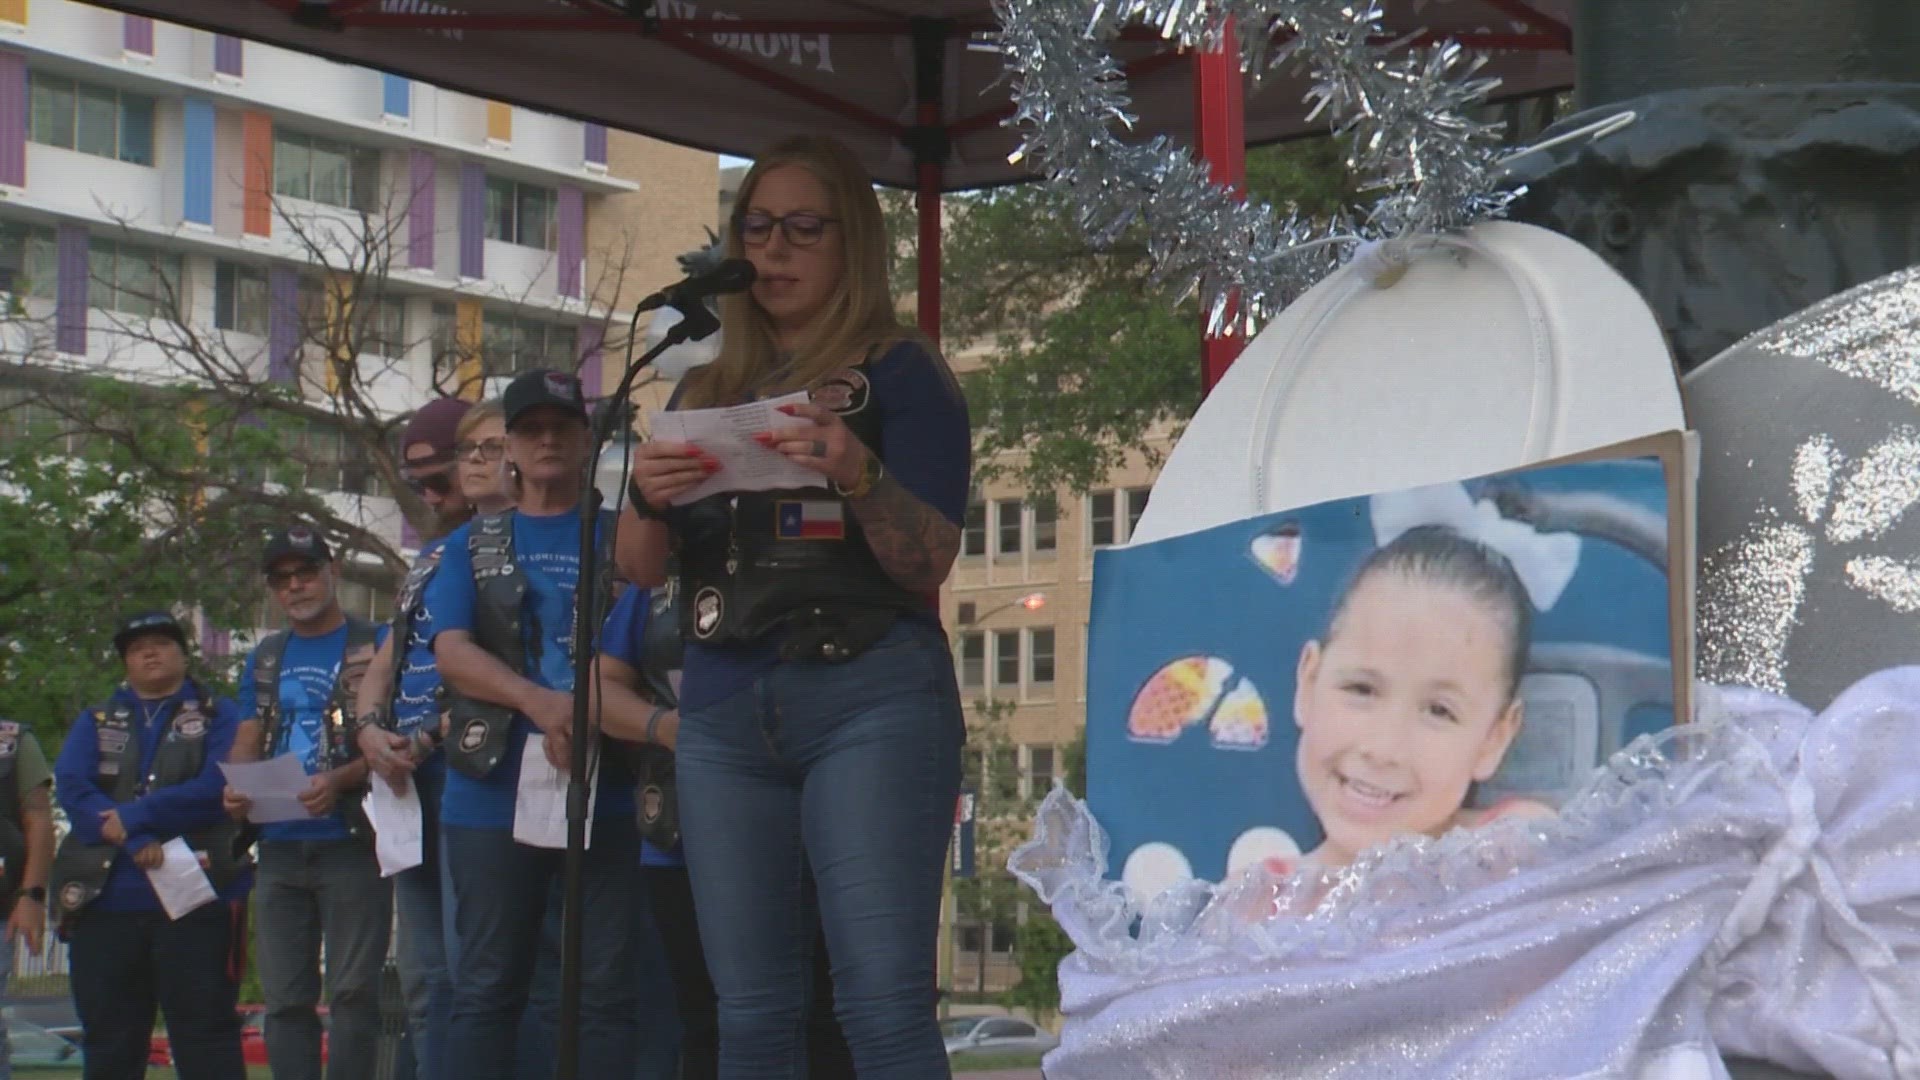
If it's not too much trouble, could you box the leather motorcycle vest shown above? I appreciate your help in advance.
[255,620,380,841]
[621,579,682,850]
[675,360,926,652]
[50,689,244,920]
[0,720,27,907]
[379,545,445,718]
[446,509,617,779]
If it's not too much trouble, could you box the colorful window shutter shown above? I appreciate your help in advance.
[458,163,485,279]
[408,149,436,271]
[242,111,272,236]
[0,51,22,189]
[182,98,214,226]
[323,274,352,394]
[577,321,605,398]
[383,73,410,119]
[557,185,583,299]
[584,123,608,168]
[267,267,301,383]
[214,34,243,78]
[0,0,24,26]
[124,15,154,55]
[55,224,88,356]
[454,299,484,400]
[485,101,511,144]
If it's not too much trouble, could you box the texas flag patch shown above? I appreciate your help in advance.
[776,500,846,540]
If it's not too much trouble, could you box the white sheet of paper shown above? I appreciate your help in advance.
[145,838,217,920]
[512,735,599,850]
[648,391,827,504]
[219,754,314,824]
[363,776,424,878]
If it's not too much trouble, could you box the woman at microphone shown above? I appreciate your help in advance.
[617,134,969,1080]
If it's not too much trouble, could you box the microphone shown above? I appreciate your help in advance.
[635,259,757,313]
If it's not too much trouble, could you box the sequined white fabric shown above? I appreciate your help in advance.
[1011,669,1920,1080]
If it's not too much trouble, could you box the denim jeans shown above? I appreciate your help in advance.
[394,766,451,1080]
[69,904,247,1080]
[677,620,964,1080]
[442,819,647,1080]
[254,839,392,1080]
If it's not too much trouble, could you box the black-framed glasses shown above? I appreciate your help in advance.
[266,563,323,591]
[735,211,839,248]
[457,437,507,462]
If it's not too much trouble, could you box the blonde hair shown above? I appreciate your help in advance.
[454,399,504,444]
[677,134,952,408]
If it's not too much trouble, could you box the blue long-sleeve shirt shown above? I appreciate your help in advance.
[55,681,250,911]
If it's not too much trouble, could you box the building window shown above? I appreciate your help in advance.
[27,73,155,166]
[482,313,576,377]
[213,262,270,336]
[337,575,396,623]
[995,499,1023,556]
[0,224,58,301]
[271,416,390,498]
[485,176,558,250]
[1026,745,1056,796]
[990,745,1020,802]
[88,238,183,320]
[1126,486,1151,539]
[1032,500,1057,553]
[366,295,408,359]
[957,632,985,690]
[1090,490,1116,547]
[1029,628,1055,687]
[961,500,986,557]
[273,129,382,213]
[994,629,1020,689]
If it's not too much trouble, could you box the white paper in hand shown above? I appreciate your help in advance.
[219,754,314,824]
[513,735,598,850]
[363,776,424,878]
[145,838,217,920]
[648,391,826,504]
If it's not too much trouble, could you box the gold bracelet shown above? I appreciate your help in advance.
[834,456,882,500]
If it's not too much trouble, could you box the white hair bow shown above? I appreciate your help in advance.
[1369,482,1581,611]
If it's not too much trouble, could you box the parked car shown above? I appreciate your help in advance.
[942,1015,1059,1059]
[10,1017,84,1068]
[151,1005,328,1067]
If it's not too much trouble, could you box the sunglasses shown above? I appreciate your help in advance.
[735,211,838,249]
[405,471,453,497]
[457,437,507,462]
[266,563,323,591]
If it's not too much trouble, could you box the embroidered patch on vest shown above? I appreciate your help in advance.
[174,716,207,739]
[693,587,724,640]
[641,784,664,824]
[60,882,86,912]
[459,719,489,753]
[812,367,871,415]
[775,500,846,540]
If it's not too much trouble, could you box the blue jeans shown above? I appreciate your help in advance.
[442,820,644,1080]
[68,904,247,1080]
[254,839,391,1080]
[677,620,964,1080]
[394,765,451,1080]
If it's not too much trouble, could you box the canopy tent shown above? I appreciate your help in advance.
[78,0,1574,368]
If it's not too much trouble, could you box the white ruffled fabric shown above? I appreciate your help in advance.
[1010,669,1920,1080]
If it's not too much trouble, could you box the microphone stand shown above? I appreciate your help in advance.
[557,297,720,1080]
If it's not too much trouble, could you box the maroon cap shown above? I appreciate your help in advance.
[401,398,473,464]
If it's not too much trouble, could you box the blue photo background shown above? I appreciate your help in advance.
[1086,456,1677,893]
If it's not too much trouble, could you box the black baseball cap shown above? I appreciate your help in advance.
[114,611,188,656]
[261,523,334,570]
[502,369,588,428]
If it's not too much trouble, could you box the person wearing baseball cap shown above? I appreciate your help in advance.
[424,369,649,1080]
[52,611,249,1079]
[225,526,393,1080]
[401,397,475,538]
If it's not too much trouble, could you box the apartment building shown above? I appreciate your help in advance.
[0,0,715,625]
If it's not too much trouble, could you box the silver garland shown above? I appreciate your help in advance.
[993,0,1517,335]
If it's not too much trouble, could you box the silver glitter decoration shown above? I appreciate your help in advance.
[1789,434,1839,526]
[1696,521,1813,694]
[1843,556,1920,613]
[1822,429,1920,545]
[991,0,1515,335]
[1748,265,1920,406]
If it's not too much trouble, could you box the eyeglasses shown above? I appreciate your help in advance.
[457,437,507,462]
[266,563,323,591]
[405,471,453,497]
[735,211,838,249]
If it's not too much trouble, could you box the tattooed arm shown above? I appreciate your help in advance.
[846,475,962,593]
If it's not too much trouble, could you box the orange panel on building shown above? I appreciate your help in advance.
[242,111,273,236]
[486,102,512,144]
[0,0,26,25]
[455,299,484,400]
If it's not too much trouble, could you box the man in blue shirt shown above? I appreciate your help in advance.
[53,611,248,1080]
[427,369,643,1080]
[222,526,391,1080]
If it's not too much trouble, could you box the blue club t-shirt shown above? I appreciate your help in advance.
[598,585,682,869]
[425,507,634,831]
[669,339,972,713]
[240,621,392,842]
[392,540,450,788]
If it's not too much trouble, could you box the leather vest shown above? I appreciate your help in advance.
[0,721,28,907]
[674,359,926,652]
[379,546,445,720]
[619,580,682,850]
[255,620,380,841]
[446,509,617,779]
[50,690,244,921]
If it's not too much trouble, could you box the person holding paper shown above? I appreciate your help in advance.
[425,369,649,1080]
[617,135,970,1079]
[222,526,392,1080]
[51,611,246,1080]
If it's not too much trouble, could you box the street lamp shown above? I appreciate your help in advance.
[962,591,1047,624]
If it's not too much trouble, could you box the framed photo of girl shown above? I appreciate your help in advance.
[1085,431,1696,906]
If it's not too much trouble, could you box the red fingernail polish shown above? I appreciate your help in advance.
[776,404,797,415]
